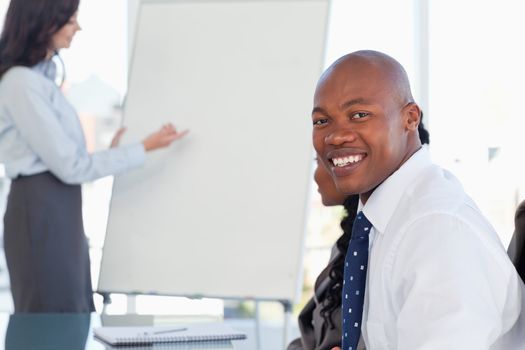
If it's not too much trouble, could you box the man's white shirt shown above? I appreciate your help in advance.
[358,147,525,349]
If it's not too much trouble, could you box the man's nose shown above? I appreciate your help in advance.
[325,128,357,145]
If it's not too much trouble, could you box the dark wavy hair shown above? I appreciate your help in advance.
[418,111,430,145]
[320,113,430,328]
[0,0,79,77]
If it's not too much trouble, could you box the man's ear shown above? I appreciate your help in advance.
[404,103,421,131]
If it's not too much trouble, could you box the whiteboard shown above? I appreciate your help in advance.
[98,0,328,302]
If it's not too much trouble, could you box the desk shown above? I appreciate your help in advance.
[0,313,243,350]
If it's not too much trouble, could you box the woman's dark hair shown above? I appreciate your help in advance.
[418,111,430,145]
[319,195,359,328]
[0,0,79,77]
[320,114,430,328]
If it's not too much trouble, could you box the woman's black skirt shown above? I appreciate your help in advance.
[3,172,95,312]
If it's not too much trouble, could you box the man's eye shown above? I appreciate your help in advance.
[313,118,328,126]
[351,112,369,119]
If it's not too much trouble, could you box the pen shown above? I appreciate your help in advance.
[153,327,188,335]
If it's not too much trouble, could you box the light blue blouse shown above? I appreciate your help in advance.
[0,60,145,184]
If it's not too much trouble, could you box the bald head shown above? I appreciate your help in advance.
[319,50,415,108]
[312,50,422,202]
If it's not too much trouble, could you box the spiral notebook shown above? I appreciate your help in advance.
[98,341,234,349]
[93,323,246,346]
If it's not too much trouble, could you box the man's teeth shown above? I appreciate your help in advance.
[332,155,363,167]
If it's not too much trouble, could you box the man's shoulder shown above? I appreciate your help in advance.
[395,164,503,245]
[405,164,469,214]
[396,164,497,237]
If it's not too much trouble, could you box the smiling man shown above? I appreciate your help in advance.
[312,50,525,350]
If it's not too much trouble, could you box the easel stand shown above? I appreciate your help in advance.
[100,292,111,315]
[281,300,293,350]
[253,299,293,350]
[100,293,295,350]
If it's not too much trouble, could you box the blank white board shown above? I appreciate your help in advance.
[98,0,328,302]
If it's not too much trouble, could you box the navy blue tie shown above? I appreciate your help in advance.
[342,211,371,350]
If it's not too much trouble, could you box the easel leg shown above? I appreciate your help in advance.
[101,292,111,315]
[127,294,137,314]
[255,300,262,350]
[282,300,292,350]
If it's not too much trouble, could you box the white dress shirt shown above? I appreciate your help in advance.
[359,147,525,349]
[0,60,145,183]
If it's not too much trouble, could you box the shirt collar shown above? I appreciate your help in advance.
[32,59,57,81]
[362,146,432,234]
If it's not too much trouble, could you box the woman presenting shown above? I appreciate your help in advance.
[0,0,188,312]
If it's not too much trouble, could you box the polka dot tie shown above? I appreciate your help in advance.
[341,211,371,350]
